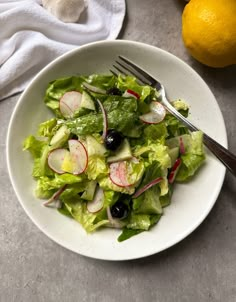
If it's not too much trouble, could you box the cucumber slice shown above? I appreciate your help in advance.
[49,125,70,149]
[86,135,107,157]
[81,91,95,111]
[81,181,97,201]
[168,147,179,167]
[107,139,132,163]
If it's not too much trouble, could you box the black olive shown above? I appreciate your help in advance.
[107,87,122,96]
[111,201,129,219]
[105,129,123,151]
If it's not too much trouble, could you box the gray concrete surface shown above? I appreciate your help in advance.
[1,0,236,301]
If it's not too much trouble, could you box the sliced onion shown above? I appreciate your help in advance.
[168,158,182,184]
[47,148,70,174]
[83,82,106,94]
[87,187,104,213]
[68,139,88,175]
[59,91,82,118]
[140,101,166,124]
[123,89,140,99]
[179,136,186,155]
[133,177,163,198]
[96,98,108,140]
[106,207,125,229]
[43,185,67,207]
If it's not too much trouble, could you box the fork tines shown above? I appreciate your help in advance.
[111,56,151,86]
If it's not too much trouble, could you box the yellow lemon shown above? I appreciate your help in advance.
[182,0,236,67]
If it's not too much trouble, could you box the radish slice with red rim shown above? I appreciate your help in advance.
[96,98,108,140]
[106,207,125,229]
[109,162,126,187]
[82,82,106,94]
[68,139,88,175]
[168,158,182,184]
[59,91,82,118]
[87,187,104,213]
[48,148,70,174]
[140,101,166,124]
[123,89,140,99]
[133,177,163,198]
[109,161,133,187]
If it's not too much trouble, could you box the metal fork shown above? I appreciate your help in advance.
[111,55,236,177]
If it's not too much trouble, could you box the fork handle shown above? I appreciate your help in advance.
[202,133,236,176]
[164,99,236,177]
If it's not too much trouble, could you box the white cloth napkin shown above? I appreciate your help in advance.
[0,0,126,100]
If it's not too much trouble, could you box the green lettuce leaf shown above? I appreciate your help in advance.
[134,141,171,169]
[35,173,85,198]
[85,156,109,180]
[65,110,140,138]
[37,118,57,138]
[133,185,163,215]
[126,212,161,231]
[64,197,109,233]
[117,75,155,103]
[23,136,52,177]
[118,228,144,242]
[176,131,205,181]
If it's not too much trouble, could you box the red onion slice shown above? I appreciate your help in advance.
[179,137,186,155]
[83,82,106,94]
[96,98,108,140]
[43,185,67,207]
[168,158,182,184]
[133,177,163,198]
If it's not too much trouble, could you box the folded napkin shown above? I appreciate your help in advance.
[0,0,126,100]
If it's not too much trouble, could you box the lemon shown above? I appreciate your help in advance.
[182,0,236,67]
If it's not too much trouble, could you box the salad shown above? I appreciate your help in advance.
[23,74,205,242]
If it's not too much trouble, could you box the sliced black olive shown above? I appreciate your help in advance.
[105,129,123,151]
[111,201,129,219]
[107,87,122,96]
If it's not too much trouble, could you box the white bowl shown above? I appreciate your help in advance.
[6,40,227,260]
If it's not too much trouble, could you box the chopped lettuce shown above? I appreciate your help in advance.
[23,73,206,242]
[176,131,205,181]
[64,197,109,233]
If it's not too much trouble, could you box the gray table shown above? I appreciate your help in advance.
[1,1,236,301]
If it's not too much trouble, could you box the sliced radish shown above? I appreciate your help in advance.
[109,158,140,188]
[106,206,125,229]
[43,185,67,207]
[48,148,70,174]
[82,82,106,94]
[123,89,140,99]
[133,177,163,198]
[59,91,82,118]
[68,139,88,175]
[109,161,132,187]
[140,101,166,124]
[179,137,186,155]
[96,98,108,140]
[87,187,104,213]
[109,162,125,187]
[168,158,182,184]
